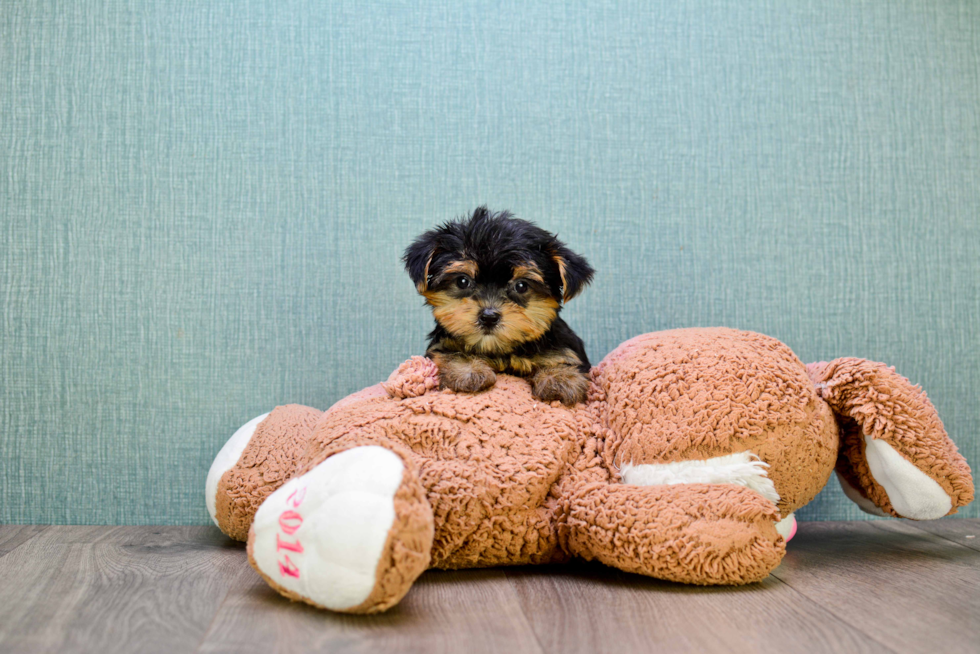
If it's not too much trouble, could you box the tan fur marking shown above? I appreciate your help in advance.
[509,348,581,377]
[422,289,450,307]
[512,263,544,284]
[533,348,582,368]
[432,297,482,341]
[417,250,435,293]
[493,297,559,348]
[469,332,515,355]
[553,255,570,301]
[507,355,536,375]
[429,296,559,354]
[443,260,479,278]
[486,357,509,373]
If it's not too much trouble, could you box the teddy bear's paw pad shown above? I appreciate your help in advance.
[249,446,404,611]
[774,513,797,542]
[206,412,270,526]
[835,472,890,517]
[862,437,952,520]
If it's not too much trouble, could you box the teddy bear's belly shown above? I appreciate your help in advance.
[415,438,576,569]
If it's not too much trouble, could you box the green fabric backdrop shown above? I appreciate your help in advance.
[2,1,978,524]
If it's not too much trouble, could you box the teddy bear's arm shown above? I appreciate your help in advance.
[381,356,441,399]
[562,481,785,585]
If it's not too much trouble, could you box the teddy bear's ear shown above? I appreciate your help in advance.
[403,233,438,293]
[549,241,595,303]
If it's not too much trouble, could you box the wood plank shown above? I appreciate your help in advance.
[197,567,545,654]
[0,524,48,557]
[771,520,980,654]
[506,562,887,654]
[903,518,980,553]
[0,526,249,654]
[2,521,979,654]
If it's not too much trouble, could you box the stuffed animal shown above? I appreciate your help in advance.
[205,328,973,614]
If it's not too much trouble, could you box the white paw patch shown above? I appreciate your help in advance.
[774,513,797,541]
[863,436,952,520]
[206,413,270,526]
[250,446,404,611]
[620,451,780,505]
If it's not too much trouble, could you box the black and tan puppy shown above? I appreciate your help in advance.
[404,207,594,405]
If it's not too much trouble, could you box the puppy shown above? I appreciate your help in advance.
[404,207,595,405]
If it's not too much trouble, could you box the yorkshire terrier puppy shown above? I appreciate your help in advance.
[404,207,595,405]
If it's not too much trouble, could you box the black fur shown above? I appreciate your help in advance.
[404,206,594,302]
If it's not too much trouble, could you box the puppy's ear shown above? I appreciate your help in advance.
[403,233,438,293]
[550,242,595,303]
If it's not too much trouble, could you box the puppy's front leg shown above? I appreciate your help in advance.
[531,364,589,406]
[429,351,496,394]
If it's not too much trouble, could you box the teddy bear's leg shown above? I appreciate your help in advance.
[246,445,434,614]
[207,405,324,541]
[563,482,785,585]
[808,359,974,519]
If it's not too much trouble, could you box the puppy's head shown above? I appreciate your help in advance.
[404,207,594,354]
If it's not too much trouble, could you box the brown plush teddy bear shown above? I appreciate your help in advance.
[205,328,973,614]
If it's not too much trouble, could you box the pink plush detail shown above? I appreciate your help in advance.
[381,356,441,399]
[287,487,307,508]
[784,515,798,542]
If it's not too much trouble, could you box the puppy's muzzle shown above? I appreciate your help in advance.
[477,307,502,330]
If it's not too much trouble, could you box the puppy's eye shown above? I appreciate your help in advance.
[514,280,529,294]
[455,276,471,290]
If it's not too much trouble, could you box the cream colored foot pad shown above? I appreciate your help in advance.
[862,437,952,520]
[250,446,405,610]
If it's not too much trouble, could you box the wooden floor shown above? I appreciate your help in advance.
[0,521,977,653]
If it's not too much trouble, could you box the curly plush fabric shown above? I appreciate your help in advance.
[594,329,839,516]
[808,359,974,517]
[209,327,974,613]
[215,404,322,541]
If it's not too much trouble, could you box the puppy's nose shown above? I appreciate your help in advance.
[477,308,502,328]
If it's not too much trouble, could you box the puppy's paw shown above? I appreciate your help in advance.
[532,366,588,406]
[438,357,496,394]
[447,368,496,393]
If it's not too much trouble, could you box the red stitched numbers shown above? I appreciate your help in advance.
[278,556,300,578]
[279,511,303,535]
[276,486,307,578]
[276,532,304,553]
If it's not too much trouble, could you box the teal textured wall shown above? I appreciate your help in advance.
[2,1,978,524]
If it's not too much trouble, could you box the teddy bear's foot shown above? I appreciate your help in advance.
[774,513,797,541]
[808,358,974,519]
[836,441,954,520]
[247,446,434,613]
